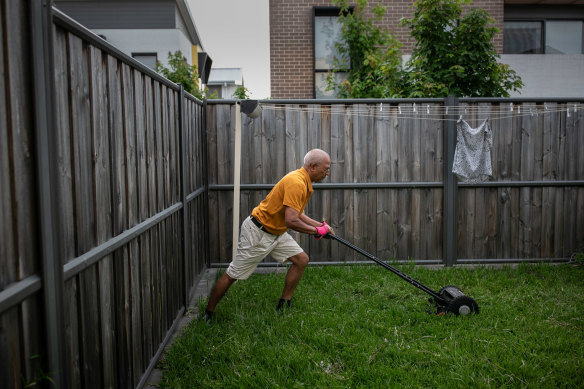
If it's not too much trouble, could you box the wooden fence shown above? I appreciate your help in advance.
[206,99,584,264]
[0,3,209,389]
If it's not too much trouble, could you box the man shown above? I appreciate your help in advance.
[204,149,333,321]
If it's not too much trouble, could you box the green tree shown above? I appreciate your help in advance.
[233,86,250,99]
[326,0,403,98]
[401,0,523,97]
[156,51,205,99]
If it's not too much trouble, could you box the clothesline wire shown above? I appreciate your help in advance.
[259,104,581,122]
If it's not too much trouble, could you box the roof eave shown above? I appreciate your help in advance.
[176,0,204,50]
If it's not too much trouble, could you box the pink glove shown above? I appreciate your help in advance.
[314,222,331,240]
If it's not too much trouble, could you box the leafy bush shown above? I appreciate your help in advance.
[233,86,251,99]
[156,51,219,100]
[326,0,523,98]
[401,0,523,97]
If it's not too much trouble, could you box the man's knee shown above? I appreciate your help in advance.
[290,252,310,268]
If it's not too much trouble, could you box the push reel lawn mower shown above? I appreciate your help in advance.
[329,234,479,316]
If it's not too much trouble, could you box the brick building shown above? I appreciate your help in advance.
[269,0,584,99]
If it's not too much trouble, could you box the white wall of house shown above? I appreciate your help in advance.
[92,28,195,67]
[401,54,584,98]
[502,55,584,98]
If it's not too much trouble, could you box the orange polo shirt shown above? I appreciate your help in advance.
[251,168,313,235]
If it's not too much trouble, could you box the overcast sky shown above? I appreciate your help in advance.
[187,0,271,99]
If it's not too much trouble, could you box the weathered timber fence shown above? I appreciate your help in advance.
[206,98,584,265]
[0,3,209,389]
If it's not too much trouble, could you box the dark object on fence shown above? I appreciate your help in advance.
[240,99,262,118]
[329,234,479,316]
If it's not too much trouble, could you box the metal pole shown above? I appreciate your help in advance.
[443,96,458,266]
[30,0,66,386]
[232,103,242,260]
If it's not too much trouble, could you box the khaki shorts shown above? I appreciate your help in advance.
[226,216,304,280]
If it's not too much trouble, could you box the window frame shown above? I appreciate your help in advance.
[312,6,352,99]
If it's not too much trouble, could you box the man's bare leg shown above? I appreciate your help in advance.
[206,272,237,313]
[280,252,310,301]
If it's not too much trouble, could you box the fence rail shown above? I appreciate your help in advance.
[0,3,209,389]
[205,98,584,265]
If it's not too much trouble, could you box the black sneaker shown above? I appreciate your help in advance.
[202,309,214,324]
[276,299,291,312]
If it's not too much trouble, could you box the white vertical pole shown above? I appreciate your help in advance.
[232,102,242,259]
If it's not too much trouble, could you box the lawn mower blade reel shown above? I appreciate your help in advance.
[328,234,479,316]
[433,285,479,316]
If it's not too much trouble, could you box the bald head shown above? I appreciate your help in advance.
[303,149,331,183]
[303,149,330,168]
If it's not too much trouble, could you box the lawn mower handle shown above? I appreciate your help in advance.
[328,234,446,304]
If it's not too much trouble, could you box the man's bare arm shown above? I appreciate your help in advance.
[284,206,318,234]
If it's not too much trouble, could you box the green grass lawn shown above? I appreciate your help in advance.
[159,263,583,388]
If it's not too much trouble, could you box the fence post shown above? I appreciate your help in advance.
[30,0,67,386]
[443,96,458,266]
[179,86,189,307]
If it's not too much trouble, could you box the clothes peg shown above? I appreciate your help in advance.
[398,106,402,115]
[510,103,513,112]
[379,103,383,112]
[413,103,417,113]
[427,105,430,114]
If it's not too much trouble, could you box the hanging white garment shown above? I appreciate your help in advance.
[452,119,493,183]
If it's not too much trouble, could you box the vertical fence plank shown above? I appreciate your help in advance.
[0,0,15,292]
[5,0,37,281]
[69,34,95,254]
[330,105,345,260]
[305,104,322,257]
[397,104,412,259]
[90,45,115,389]
[68,33,102,389]
[320,106,332,259]
[411,106,422,259]
[65,278,82,387]
[0,6,18,384]
[217,104,233,260]
[343,106,355,261]
[376,106,391,259]
[353,104,367,252]
[108,57,127,235]
[206,104,219,264]
[122,63,137,227]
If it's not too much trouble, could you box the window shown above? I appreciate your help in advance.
[313,7,350,99]
[504,21,543,54]
[207,85,222,99]
[132,53,158,70]
[546,21,583,54]
[504,20,583,54]
[504,5,584,54]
